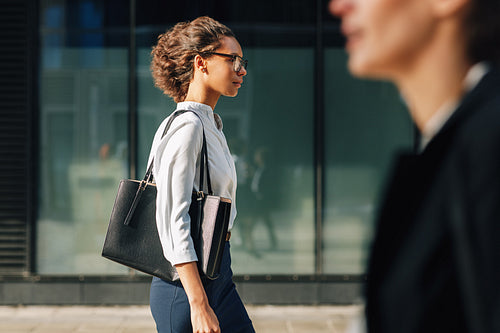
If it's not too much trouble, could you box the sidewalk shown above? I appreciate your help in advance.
[0,305,364,333]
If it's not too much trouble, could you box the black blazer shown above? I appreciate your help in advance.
[366,66,500,333]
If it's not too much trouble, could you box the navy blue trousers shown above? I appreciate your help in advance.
[150,242,255,333]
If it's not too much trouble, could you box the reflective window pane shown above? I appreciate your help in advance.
[38,0,129,274]
[224,48,315,274]
[323,49,413,274]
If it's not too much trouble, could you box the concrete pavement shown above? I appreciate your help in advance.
[0,305,364,333]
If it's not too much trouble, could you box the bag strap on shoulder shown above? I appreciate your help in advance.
[144,110,212,195]
[124,110,212,226]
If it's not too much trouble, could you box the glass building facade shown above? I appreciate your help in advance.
[1,0,413,303]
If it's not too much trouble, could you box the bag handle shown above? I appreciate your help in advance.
[124,110,211,225]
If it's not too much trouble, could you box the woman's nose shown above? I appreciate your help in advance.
[329,0,353,17]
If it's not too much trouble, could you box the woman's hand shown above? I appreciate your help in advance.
[190,300,220,333]
[175,262,220,333]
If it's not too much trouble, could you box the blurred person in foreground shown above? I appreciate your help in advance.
[330,0,500,332]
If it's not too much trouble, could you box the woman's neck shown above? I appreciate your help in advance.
[184,81,220,110]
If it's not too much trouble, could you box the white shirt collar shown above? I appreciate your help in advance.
[420,62,490,150]
[175,101,223,130]
[176,101,213,115]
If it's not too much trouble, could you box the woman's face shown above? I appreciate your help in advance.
[329,0,436,79]
[205,36,247,98]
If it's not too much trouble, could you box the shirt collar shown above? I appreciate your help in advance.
[175,101,223,130]
[420,62,490,150]
[176,101,213,116]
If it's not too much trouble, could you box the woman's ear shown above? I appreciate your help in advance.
[431,0,471,18]
[194,55,208,74]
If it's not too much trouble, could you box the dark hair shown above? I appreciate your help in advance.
[150,16,235,102]
[465,0,500,64]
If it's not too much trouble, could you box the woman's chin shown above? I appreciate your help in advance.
[348,57,370,77]
[224,90,239,98]
[348,58,386,79]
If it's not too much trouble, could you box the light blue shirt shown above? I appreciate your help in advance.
[148,102,237,266]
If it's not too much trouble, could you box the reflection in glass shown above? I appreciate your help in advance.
[323,49,413,274]
[38,1,129,274]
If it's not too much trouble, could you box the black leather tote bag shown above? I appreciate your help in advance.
[102,110,231,280]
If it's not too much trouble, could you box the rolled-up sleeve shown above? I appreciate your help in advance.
[151,113,203,266]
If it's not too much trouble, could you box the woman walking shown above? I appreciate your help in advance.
[148,16,254,333]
